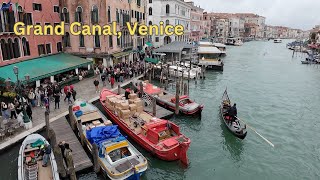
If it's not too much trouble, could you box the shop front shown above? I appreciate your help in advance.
[0,53,93,91]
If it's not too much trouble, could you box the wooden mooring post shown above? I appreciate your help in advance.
[139,81,144,98]
[152,97,157,116]
[45,111,50,138]
[164,79,168,90]
[93,144,100,173]
[184,83,188,95]
[118,84,121,95]
[175,80,180,115]
[69,105,76,131]
[48,128,67,178]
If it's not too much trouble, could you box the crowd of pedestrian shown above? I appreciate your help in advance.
[93,61,145,91]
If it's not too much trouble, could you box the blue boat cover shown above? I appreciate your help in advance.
[86,125,122,146]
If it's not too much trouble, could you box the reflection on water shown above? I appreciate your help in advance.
[220,122,244,162]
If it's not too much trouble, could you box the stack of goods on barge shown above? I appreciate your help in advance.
[100,89,191,165]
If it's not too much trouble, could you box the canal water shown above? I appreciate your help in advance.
[1,40,320,180]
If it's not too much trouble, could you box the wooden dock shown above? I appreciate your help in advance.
[144,104,174,119]
[50,117,93,172]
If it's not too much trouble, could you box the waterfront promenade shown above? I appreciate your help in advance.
[0,74,143,151]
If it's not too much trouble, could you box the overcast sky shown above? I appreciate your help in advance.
[193,0,319,30]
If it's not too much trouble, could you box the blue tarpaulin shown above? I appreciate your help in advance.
[86,125,122,146]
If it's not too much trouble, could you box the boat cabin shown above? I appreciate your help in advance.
[102,141,132,163]
[141,120,179,146]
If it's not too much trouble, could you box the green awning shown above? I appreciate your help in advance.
[146,42,152,47]
[112,50,133,58]
[145,57,159,64]
[0,53,92,83]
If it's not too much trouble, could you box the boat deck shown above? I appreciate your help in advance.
[37,161,53,180]
[50,117,93,172]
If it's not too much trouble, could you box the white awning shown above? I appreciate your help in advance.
[198,46,223,54]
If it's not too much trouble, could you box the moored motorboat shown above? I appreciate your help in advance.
[69,100,148,180]
[220,89,247,139]
[18,134,59,180]
[133,80,204,115]
[99,89,191,165]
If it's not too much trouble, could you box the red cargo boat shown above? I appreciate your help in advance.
[100,88,191,165]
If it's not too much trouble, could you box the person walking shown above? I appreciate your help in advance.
[63,85,69,101]
[110,75,115,89]
[71,89,77,101]
[94,79,100,93]
[44,95,50,113]
[26,104,33,120]
[28,90,36,107]
[54,93,60,109]
[42,144,52,167]
[8,102,17,119]
[101,73,106,86]
[1,102,9,120]
[66,90,72,104]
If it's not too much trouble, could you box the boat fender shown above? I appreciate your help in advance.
[174,153,177,157]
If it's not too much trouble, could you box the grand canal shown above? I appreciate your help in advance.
[1,40,320,180]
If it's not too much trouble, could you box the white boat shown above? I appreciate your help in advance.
[234,40,243,46]
[18,134,59,180]
[70,100,148,180]
[169,65,197,79]
[274,39,282,43]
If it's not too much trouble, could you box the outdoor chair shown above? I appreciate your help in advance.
[7,127,15,136]
[0,129,5,140]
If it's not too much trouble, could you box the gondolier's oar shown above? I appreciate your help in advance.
[236,116,275,147]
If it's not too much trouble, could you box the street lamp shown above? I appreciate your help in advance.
[13,66,31,123]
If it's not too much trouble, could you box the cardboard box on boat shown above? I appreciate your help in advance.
[129,104,137,111]
[129,99,135,104]
[136,106,144,113]
[134,99,143,107]
[120,102,130,110]
[129,93,137,100]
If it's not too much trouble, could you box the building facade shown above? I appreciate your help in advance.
[187,2,204,42]
[0,0,62,66]
[147,0,191,47]
[62,0,135,67]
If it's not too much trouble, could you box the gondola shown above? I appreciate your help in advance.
[220,89,247,139]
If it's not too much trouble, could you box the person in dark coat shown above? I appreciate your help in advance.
[26,104,32,120]
[228,103,237,121]
[54,93,60,109]
[94,79,100,93]
[71,89,77,101]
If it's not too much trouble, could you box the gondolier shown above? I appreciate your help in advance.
[220,89,247,139]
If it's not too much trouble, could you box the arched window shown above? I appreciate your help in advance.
[79,34,84,47]
[13,38,20,58]
[75,6,83,23]
[91,5,98,24]
[94,31,100,48]
[107,6,111,22]
[61,8,70,23]
[17,6,23,22]
[148,21,152,25]
[22,37,30,56]
[1,39,8,60]
[7,39,14,60]
[149,7,152,15]
[165,20,169,25]
[149,0,152,3]
[64,32,71,47]
[166,4,170,14]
